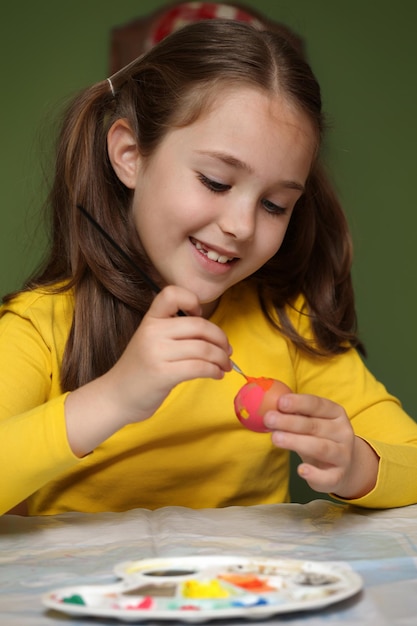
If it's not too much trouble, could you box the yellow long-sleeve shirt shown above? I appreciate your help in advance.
[1,283,417,515]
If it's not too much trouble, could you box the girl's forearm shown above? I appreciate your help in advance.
[64,374,150,457]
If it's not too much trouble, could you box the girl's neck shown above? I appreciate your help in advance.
[200,298,220,319]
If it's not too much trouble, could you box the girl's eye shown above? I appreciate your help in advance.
[262,198,287,216]
[198,173,231,193]
[198,173,287,215]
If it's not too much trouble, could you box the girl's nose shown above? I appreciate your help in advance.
[217,201,256,241]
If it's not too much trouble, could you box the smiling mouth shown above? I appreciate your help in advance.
[191,238,237,264]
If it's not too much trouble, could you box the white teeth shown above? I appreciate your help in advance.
[194,241,233,264]
[207,250,230,264]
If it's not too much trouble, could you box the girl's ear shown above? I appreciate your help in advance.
[107,119,141,189]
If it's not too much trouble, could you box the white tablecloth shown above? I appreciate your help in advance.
[1,500,417,624]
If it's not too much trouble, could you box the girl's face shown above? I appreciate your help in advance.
[132,87,316,317]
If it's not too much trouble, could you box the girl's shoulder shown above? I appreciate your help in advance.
[1,283,74,323]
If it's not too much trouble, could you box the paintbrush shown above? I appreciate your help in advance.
[76,204,247,379]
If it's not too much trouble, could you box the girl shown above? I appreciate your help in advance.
[1,19,416,516]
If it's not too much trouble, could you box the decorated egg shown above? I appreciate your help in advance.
[234,377,291,433]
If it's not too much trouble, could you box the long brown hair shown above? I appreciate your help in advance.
[4,19,364,391]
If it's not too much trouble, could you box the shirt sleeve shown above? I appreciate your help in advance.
[291,302,417,508]
[0,302,80,514]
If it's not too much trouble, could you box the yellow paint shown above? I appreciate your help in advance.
[182,579,229,599]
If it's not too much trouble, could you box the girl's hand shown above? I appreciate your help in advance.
[102,285,232,422]
[65,285,232,457]
[264,394,380,500]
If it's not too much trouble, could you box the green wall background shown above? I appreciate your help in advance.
[1,1,416,501]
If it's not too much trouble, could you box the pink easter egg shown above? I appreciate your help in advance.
[234,377,291,433]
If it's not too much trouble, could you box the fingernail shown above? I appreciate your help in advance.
[272,432,284,446]
[298,465,309,477]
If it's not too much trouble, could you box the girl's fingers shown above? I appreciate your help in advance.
[147,285,202,319]
[265,394,352,445]
[265,393,356,494]
[146,286,232,354]
[270,426,347,463]
[297,462,345,494]
[277,393,343,420]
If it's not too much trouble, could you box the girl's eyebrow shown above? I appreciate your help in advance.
[196,150,254,173]
[195,149,305,192]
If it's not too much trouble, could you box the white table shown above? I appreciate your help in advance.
[1,500,417,624]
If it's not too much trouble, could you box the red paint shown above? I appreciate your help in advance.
[234,377,291,433]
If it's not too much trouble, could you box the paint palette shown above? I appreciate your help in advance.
[42,555,362,622]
